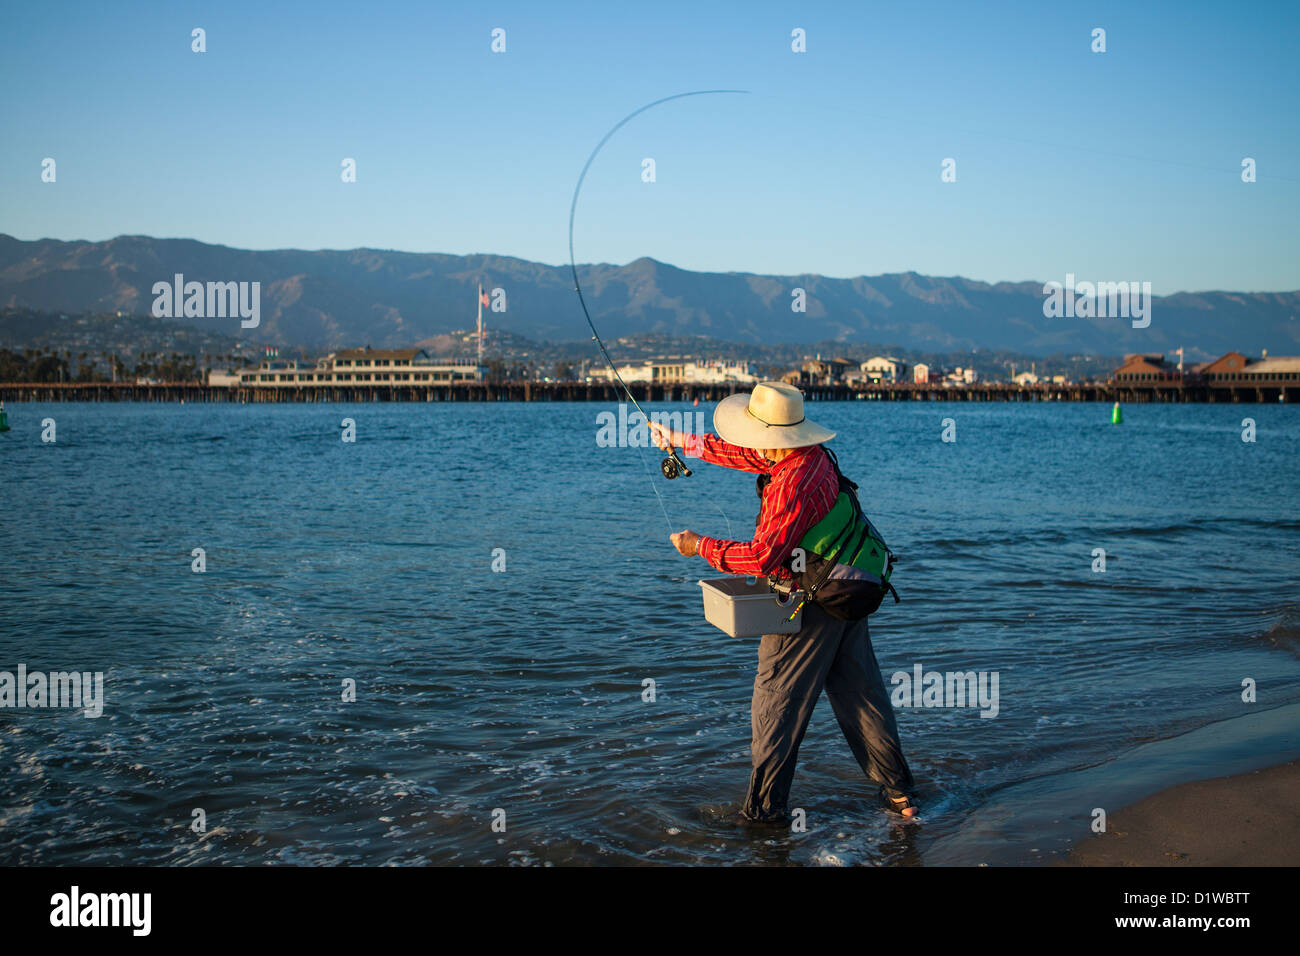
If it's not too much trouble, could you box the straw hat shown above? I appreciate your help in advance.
[713,382,836,450]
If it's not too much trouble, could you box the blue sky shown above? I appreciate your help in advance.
[2,0,1297,294]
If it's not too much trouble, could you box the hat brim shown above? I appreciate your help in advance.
[713,393,837,449]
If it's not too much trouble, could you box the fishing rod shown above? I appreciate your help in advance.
[568,89,749,482]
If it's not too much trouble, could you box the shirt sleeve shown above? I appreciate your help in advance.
[696,472,816,576]
[684,432,770,473]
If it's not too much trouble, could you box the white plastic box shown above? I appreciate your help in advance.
[698,577,803,638]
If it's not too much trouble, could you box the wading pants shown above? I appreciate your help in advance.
[743,599,914,821]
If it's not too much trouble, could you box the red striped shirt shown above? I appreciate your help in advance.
[685,433,839,578]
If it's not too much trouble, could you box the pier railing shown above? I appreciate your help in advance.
[1,379,1294,403]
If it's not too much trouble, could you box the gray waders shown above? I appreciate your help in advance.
[742,598,914,822]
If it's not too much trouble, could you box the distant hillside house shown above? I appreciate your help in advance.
[862,356,908,383]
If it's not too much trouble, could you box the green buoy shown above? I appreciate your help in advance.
[1111,401,1123,425]
[0,407,9,432]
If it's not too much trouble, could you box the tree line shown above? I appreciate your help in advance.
[0,348,213,383]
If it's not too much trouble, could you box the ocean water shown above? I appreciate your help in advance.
[0,399,1297,866]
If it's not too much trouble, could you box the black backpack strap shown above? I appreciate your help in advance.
[820,446,899,605]
[822,447,864,517]
[823,446,859,492]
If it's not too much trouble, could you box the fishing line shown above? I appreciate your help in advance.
[568,89,749,536]
[714,503,734,540]
[631,419,676,536]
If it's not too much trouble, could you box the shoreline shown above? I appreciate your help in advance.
[1064,758,1300,866]
[924,700,1300,866]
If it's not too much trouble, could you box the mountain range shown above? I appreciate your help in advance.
[1,234,1296,360]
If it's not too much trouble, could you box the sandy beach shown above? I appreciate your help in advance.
[921,701,1300,866]
[1066,759,1300,866]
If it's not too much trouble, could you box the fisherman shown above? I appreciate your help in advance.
[649,382,919,822]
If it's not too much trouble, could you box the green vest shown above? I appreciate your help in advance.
[780,490,898,621]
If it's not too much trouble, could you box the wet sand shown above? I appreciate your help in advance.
[1066,759,1300,866]
[924,701,1300,865]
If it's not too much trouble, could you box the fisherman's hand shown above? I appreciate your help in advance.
[670,530,700,557]
[648,421,683,452]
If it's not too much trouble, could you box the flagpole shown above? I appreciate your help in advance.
[477,282,484,367]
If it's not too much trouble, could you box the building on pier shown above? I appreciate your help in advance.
[1115,350,1300,386]
[801,356,855,384]
[1225,354,1300,382]
[590,359,759,385]
[914,363,944,384]
[1113,353,1180,383]
[208,347,486,388]
[860,356,909,383]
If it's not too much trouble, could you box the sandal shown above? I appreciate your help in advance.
[883,787,919,818]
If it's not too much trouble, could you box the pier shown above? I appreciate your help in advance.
[2,379,1295,403]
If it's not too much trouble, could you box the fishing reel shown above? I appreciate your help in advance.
[660,447,693,480]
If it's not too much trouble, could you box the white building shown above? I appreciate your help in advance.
[594,359,759,385]
[1012,371,1040,385]
[326,348,484,384]
[210,347,486,387]
[862,356,908,383]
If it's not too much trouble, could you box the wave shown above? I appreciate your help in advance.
[1248,609,1300,659]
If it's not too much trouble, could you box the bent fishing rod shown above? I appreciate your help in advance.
[568,89,749,481]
